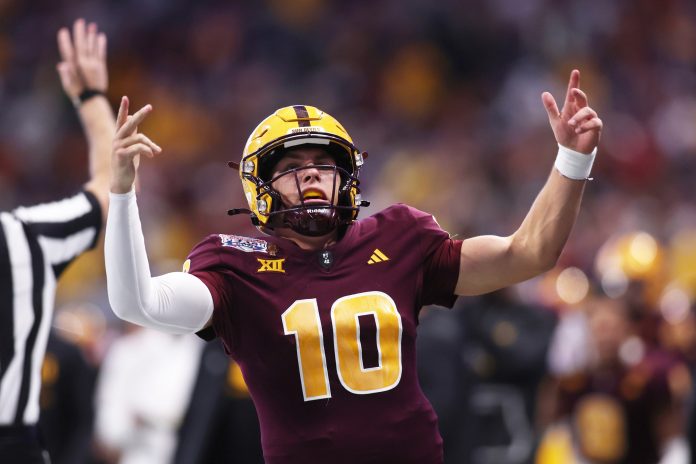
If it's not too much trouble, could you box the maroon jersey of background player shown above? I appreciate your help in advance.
[556,349,690,464]
[186,204,462,464]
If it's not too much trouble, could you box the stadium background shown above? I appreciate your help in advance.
[1,0,696,463]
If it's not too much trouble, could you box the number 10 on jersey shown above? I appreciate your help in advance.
[281,291,403,401]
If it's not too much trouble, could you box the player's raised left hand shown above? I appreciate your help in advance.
[541,69,602,154]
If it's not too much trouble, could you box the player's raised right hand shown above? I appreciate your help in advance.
[111,96,162,194]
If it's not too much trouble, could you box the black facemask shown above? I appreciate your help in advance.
[263,164,355,236]
[229,144,369,236]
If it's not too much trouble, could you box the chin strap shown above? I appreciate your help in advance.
[227,208,260,226]
[227,208,252,216]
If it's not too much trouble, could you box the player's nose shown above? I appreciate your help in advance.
[300,164,322,183]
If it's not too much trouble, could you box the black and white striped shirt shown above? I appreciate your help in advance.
[0,190,101,426]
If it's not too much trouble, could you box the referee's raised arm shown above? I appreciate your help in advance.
[57,19,116,220]
[0,19,115,464]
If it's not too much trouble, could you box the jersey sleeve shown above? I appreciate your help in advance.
[403,205,462,308]
[12,190,102,278]
[185,235,236,345]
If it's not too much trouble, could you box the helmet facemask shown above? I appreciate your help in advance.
[247,157,361,237]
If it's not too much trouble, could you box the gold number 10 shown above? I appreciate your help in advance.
[281,291,403,401]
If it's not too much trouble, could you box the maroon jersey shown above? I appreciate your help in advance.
[186,204,462,463]
[557,350,690,464]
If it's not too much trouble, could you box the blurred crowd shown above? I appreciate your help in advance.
[2,0,696,462]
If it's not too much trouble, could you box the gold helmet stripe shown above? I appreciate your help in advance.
[292,105,311,127]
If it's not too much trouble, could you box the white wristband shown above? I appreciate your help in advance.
[554,144,597,180]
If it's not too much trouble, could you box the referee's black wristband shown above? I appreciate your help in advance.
[75,89,106,106]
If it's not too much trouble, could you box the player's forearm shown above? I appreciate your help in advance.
[510,168,586,273]
[105,189,213,333]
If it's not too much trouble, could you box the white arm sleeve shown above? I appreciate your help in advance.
[105,189,214,333]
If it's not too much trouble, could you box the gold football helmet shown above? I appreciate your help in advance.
[229,105,368,236]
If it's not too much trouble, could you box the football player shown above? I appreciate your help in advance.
[544,296,691,464]
[104,70,601,463]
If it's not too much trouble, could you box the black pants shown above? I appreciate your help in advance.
[0,426,49,464]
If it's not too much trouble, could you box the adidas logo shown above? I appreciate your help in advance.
[367,249,389,264]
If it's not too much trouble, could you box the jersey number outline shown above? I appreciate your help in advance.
[281,291,403,401]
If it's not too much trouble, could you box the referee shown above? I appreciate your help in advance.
[0,19,115,463]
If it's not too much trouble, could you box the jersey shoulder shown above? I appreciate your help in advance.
[369,203,430,223]
[188,233,272,255]
[185,233,275,274]
[358,203,427,232]
[356,203,447,241]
